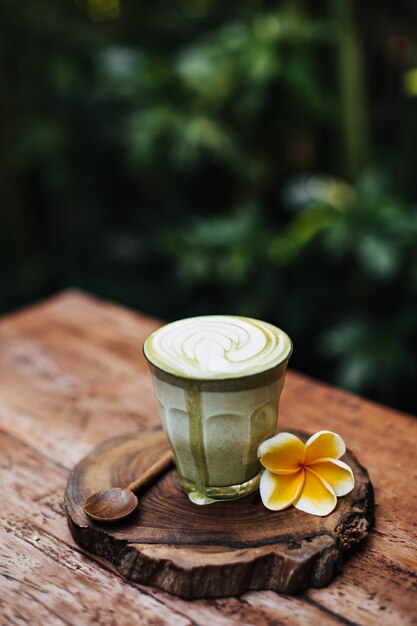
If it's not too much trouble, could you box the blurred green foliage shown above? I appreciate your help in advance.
[0,0,417,412]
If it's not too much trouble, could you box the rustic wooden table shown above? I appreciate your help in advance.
[1,291,416,626]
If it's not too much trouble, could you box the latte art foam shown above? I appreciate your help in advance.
[144,316,292,379]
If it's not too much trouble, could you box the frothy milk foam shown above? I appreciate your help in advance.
[144,316,292,504]
[144,316,291,379]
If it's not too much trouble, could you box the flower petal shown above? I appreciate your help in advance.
[294,467,337,516]
[305,430,346,463]
[307,458,355,496]
[259,469,305,511]
[258,432,305,473]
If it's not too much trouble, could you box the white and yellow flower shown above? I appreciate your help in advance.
[258,430,354,516]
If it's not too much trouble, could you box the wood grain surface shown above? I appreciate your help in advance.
[65,429,373,597]
[0,290,416,625]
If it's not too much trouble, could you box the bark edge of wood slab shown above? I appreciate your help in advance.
[64,429,374,598]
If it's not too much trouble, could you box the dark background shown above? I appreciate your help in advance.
[1,0,417,413]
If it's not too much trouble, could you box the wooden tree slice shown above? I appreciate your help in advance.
[65,429,374,598]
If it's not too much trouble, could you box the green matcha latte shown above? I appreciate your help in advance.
[144,316,292,504]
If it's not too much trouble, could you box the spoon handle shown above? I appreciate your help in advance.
[126,449,174,493]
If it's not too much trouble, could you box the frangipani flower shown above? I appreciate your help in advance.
[258,431,354,516]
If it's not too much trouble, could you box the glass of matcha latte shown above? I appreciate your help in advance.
[143,316,292,505]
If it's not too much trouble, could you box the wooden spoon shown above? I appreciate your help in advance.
[83,450,174,523]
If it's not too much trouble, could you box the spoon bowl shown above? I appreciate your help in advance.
[84,488,138,523]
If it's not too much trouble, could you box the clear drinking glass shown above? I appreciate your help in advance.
[143,317,292,505]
